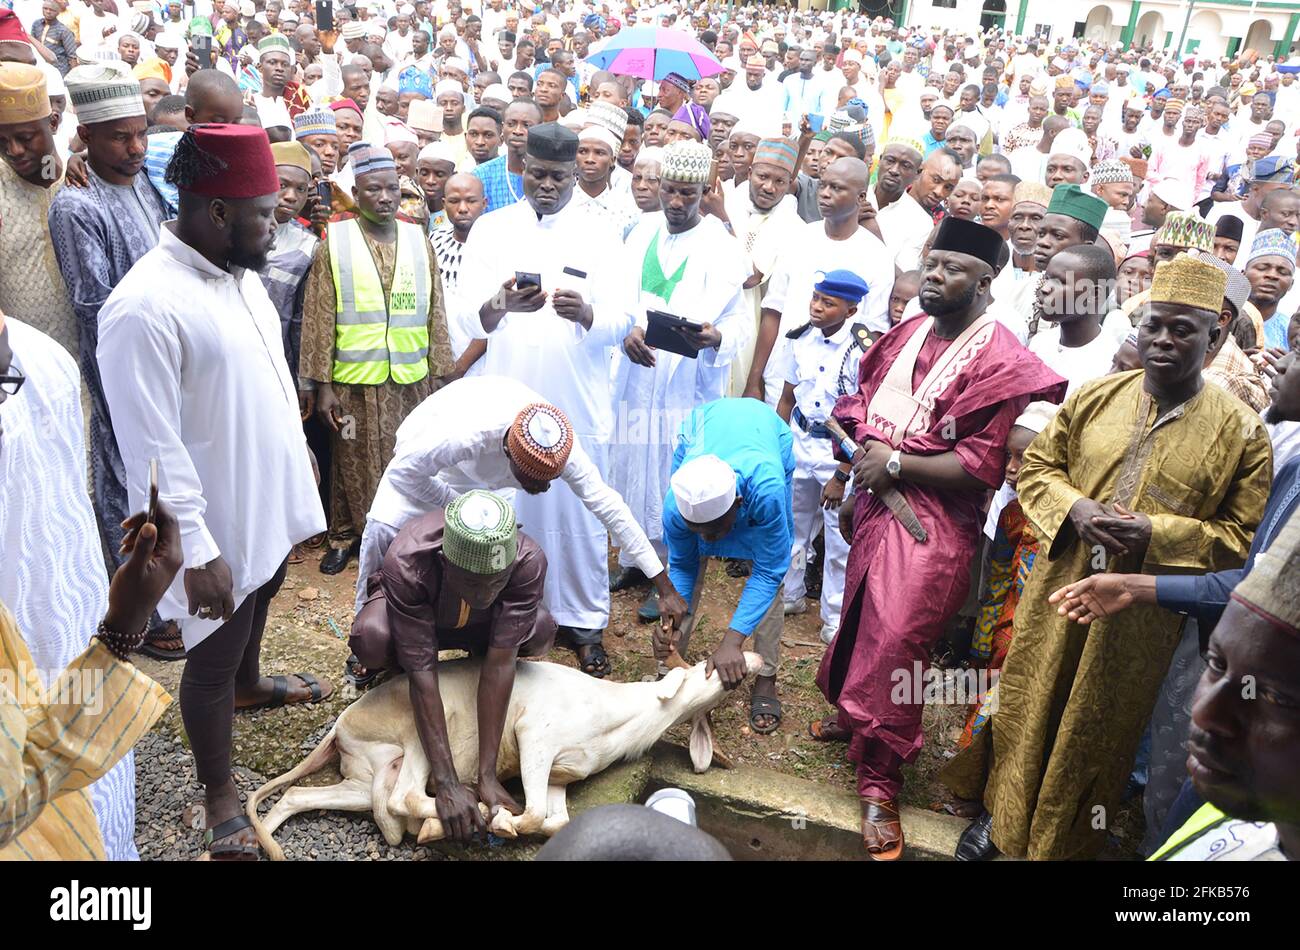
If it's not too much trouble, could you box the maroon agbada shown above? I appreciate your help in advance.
[817,314,1066,800]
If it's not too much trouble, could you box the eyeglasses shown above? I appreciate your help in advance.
[0,364,24,396]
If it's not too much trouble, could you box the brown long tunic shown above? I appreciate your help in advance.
[300,221,454,546]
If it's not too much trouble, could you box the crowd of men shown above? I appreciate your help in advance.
[1,0,1298,865]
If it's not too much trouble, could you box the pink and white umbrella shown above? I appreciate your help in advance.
[583,26,723,81]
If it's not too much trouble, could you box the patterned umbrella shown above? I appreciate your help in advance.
[583,26,723,81]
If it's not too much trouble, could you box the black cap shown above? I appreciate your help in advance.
[1214,214,1244,242]
[526,122,579,162]
[931,216,1004,270]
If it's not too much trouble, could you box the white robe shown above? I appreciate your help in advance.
[608,216,749,550]
[459,197,632,630]
[96,224,325,651]
[0,318,139,860]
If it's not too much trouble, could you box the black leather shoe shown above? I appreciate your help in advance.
[319,541,358,575]
[609,566,648,592]
[636,589,660,623]
[954,810,999,861]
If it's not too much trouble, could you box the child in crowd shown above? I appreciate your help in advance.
[775,269,873,644]
[888,269,921,327]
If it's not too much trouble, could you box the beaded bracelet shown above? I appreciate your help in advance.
[94,619,148,662]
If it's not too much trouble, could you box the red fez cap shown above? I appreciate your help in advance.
[0,10,33,43]
[328,97,363,114]
[184,124,280,198]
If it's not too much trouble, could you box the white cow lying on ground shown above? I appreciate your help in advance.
[247,653,761,859]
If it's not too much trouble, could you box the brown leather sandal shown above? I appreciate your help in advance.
[861,797,904,861]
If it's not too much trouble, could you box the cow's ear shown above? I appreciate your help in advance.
[688,711,714,772]
[656,666,689,701]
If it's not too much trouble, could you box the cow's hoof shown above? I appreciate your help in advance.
[489,810,518,838]
[541,816,569,837]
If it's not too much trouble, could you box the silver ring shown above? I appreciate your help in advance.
[198,605,214,618]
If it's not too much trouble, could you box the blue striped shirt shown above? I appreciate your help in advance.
[471,155,524,213]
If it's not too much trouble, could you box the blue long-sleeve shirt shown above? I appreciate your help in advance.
[1156,455,1300,648]
[663,399,795,636]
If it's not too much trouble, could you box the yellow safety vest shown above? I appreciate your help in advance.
[1148,803,1230,861]
[328,218,431,385]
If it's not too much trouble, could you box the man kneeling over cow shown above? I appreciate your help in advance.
[349,489,551,842]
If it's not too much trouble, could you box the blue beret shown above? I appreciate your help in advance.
[813,268,870,304]
[1154,89,1171,99]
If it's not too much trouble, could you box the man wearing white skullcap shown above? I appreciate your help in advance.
[1044,126,1092,187]
[48,60,167,616]
[659,399,795,732]
[571,121,635,230]
[434,76,473,169]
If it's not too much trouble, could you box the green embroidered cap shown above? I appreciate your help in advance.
[444,490,518,575]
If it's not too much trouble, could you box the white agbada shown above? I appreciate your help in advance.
[360,375,663,610]
[608,214,749,551]
[868,187,933,273]
[458,196,632,630]
[1028,322,1123,396]
[0,318,140,861]
[96,224,326,651]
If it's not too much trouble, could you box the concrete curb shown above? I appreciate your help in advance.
[644,743,967,860]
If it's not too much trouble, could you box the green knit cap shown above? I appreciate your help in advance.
[444,491,518,575]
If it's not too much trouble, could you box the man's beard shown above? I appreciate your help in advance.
[922,281,979,317]
[229,244,271,272]
[1264,403,1280,425]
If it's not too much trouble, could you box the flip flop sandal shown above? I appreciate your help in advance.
[238,673,330,713]
[345,654,383,690]
[576,644,611,679]
[862,798,904,862]
[808,715,851,742]
[749,694,783,734]
[136,621,185,661]
[204,814,260,861]
[287,543,306,565]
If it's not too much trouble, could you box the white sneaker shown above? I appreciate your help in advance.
[783,597,808,616]
[820,623,838,645]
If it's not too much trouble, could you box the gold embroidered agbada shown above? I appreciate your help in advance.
[976,371,1272,860]
[0,603,170,860]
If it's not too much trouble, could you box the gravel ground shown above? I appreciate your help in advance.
[130,546,1144,860]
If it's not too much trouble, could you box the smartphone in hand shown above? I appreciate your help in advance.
[147,458,159,526]
[316,0,334,32]
[192,34,213,69]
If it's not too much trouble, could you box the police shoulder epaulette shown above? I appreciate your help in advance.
[850,322,873,349]
[785,321,813,339]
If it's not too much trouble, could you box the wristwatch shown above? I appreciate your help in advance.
[886,450,902,479]
[834,469,850,484]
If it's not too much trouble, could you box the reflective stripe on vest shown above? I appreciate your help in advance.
[1148,803,1229,861]
[328,219,431,385]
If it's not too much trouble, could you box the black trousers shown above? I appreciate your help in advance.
[179,559,288,788]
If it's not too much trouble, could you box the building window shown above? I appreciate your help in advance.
[933,0,957,8]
